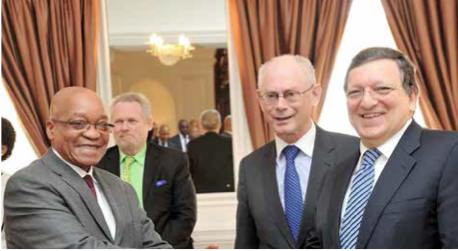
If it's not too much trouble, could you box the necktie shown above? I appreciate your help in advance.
[283,145,303,243]
[83,175,97,198]
[340,148,381,249]
[122,156,135,183]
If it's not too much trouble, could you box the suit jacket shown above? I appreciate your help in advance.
[98,142,197,249]
[153,138,180,149]
[235,127,359,248]
[3,150,171,249]
[308,121,458,248]
[187,132,234,193]
[169,134,193,152]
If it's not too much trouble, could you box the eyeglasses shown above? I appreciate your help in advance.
[346,86,396,100]
[258,84,315,105]
[52,119,114,133]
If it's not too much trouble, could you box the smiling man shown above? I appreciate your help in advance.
[307,47,458,248]
[3,87,170,248]
[235,55,359,249]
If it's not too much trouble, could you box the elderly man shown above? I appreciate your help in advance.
[3,87,170,248]
[98,93,196,249]
[235,55,359,249]
[187,109,234,193]
[307,47,458,248]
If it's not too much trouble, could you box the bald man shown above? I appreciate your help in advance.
[3,87,171,249]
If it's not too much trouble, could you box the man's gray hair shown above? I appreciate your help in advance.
[110,92,152,121]
[200,109,221,131]
[344,47,418,95]
[257,55,316,89]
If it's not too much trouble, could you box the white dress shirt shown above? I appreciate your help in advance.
[275,123,316,210]
[179,133,190,152]
[340,119,413,220]
[53,149,116,239]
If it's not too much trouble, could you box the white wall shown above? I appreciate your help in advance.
[107,0,227,46]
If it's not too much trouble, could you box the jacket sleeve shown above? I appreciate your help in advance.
[4,170,122,249]
[438,141,458,248]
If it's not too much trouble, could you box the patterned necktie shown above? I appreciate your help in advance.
[283,145,303,243]
[340,148,381,249]
[122,156,135,183]
[83,175,97,198]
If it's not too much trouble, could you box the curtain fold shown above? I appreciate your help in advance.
[382,0,458,130]
[228,0,353,149]
[2,0,99,155]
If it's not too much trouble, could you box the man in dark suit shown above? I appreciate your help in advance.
[235,55,359,249]
[307,47,458,248]
[4,87,170,248]
[187,109,234,193]
[153,124,179,150]
[170,120,193,152]
[98,93,197,249]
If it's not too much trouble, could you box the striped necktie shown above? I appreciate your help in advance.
[340,148,381,249]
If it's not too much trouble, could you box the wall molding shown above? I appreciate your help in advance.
[109,30,227,49]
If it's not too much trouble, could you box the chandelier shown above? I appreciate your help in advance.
[146,34,195,66]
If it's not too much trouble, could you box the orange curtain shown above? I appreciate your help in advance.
[228,0,353,149]
[2,0,99,155]
[382,0,458,130]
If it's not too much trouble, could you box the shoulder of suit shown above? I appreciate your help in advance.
[318,128,359,147]
[241,140,275,162]
[419,128,458,147]
[148,141,186,159]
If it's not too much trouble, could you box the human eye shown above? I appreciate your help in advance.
[127,119,138,125]
[264,92,278,101]
[95,122,114,132]
[68,120,88,130]
[284,90,298,99]
[374,86,393,95]
[346,89,362,98]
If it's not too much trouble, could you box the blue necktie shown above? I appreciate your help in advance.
[340,148,381,249]
[283,145,303,243]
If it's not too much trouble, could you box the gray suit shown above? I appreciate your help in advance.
[235,127,358,248]
[4,150,171,249]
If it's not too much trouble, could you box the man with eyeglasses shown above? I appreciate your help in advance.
[307,47,458,248]
[235,55,359,249]
[3,87,171,248]
[98,92,197,249]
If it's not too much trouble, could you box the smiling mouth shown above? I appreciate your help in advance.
[361,113,384,119]
[275,115,293,121]
[78,145,102,150]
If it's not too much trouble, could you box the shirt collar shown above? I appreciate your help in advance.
[275,122,316,159]
[360,118,413,159]
[119,143,147,166]
[52,148,95,181]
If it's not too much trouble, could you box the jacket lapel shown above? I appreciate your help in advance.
[104,148,121,177]
[357,122,421,248]
[261,142,296,248]
[328,151,360,248]
[93,168,127,244]
[296,127,334,248]
[44,150,114,242]
[143,143,160,202]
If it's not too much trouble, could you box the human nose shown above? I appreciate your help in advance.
[83,124,102,139]
[359,89,378,108]
[275,95,289,109]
